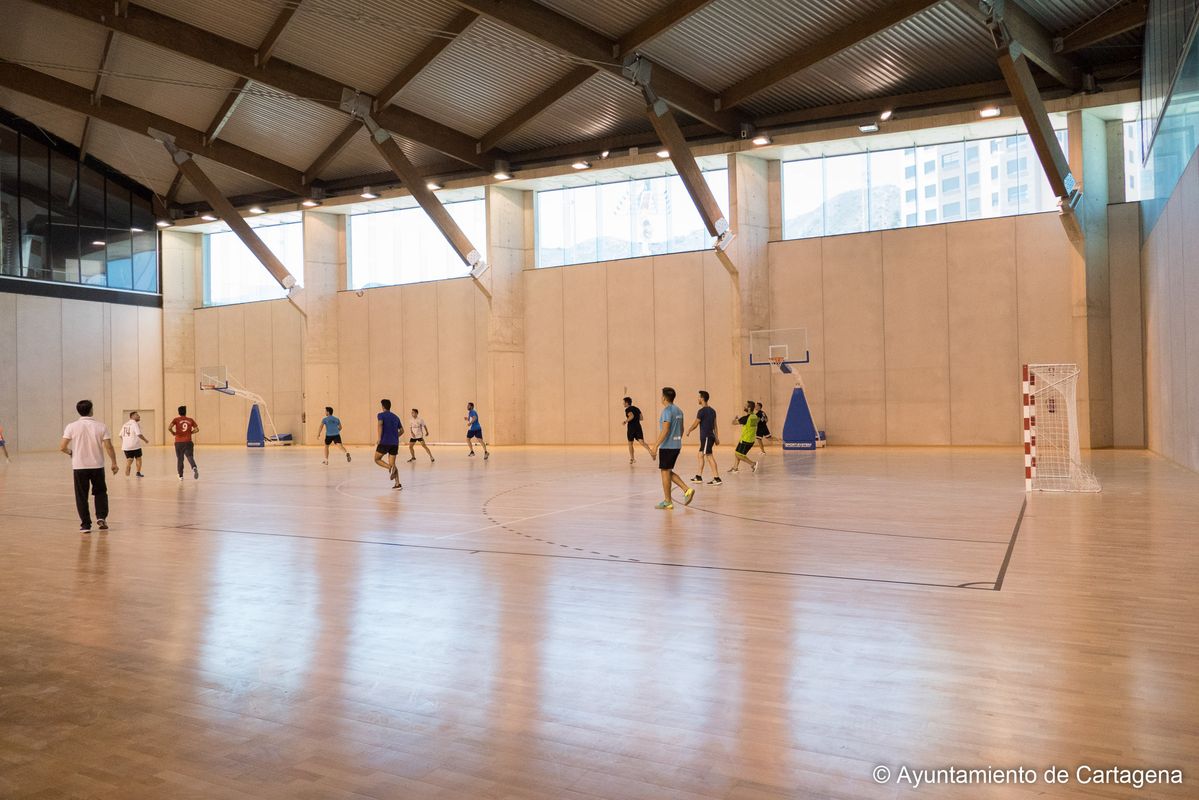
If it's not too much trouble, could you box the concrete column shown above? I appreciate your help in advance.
[484,185,528,444]
[300,211,344,445]
[161,230,199,441]
[728,153,773,409]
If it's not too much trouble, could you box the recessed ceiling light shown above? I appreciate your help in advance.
[91,240,106,246]
[426,181,442,191]
[858,122,880,133]
[657,149,670,158]
[301,198,320,207]
[248,206,266,214]
[979,106,1002,119]
[492,158,512,181]
[600,150,610,158]
[155,219,172,228]
[360,187,379,199]
[571,160,591,170]
[129,227,144,233]
[751,134,771,146]
[879,109,894,121]
[201,214,218,221]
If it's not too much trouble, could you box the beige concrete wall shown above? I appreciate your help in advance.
[162,230,199,440]
[1142,148,1199,471]
[769,212,1076,445]
[193,299,305,444]
[522,250,738,445]
[335,278,487,445]
[1108,203,1145,448]
[0,292,164,452]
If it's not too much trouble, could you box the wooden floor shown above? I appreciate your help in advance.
[1,444,1196,799]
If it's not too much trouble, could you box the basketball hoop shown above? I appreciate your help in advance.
[770,356,785,367]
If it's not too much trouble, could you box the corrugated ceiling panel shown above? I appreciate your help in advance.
[640,0,898,92]
[1077,28,1145,66]
[497,71,650,152]
[137,0,278,48]
[318,127,388,181]
[537,0,676,38]
[83,120,179,195]
[1026,0,1133,32]
[217,82,353,171]
[103,38,236,131]
[394,17,577,139]
[0,89,88,149]
[0,3,108,90]
[177,154,273,203]
[270,0,464,94]
[745,3,998,115]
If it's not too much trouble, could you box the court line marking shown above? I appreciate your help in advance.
[684,506,1012,544]
[435,489,659,540]
[993,497,1028,591]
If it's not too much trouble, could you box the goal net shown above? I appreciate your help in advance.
[1022,364,1100,492]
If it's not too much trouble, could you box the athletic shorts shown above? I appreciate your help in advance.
[698,435,715,455]
[626,425,643,442]
[325,435,342,445]
[376,444,399,456]
[757,423,771,437]
[409,437,425,444]
[736,441,754,455]
[658,448,681,470]
[467,429,483,440]
[123,448,143,459]
[0,439,6,447]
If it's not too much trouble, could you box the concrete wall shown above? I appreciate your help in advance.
[0,293,163,451]
[768,213,1077,445]
[1142,147,1199,471]
[335,278,489,445]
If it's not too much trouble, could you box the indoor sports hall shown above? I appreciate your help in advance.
[1,0,1197,797]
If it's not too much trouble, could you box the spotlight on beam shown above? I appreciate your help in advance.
[879,109,894,122]
[858,122,880,134]
[979,106,1002,119]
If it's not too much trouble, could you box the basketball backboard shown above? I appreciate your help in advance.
[749,328,809,367]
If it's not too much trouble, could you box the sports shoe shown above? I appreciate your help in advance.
[393,482,403,490]
[136,472,144,477]
[178,475,183,481]
[97,520,108,531]
[708,477,722,485]
[469,451,475,457]
[79,524,91,533]
[683,488,695,506]
[751,462,759,473]
[345,453,352,462]
[655,501,673,510]
[407,457,416,463]
[322,459,328,465]
[691,475,703,483]
[629,458,635,464]
[484,452,489,460]
[193,467,199,480]
[727,467,739,473]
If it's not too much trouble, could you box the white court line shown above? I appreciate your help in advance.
[435,488,660,540]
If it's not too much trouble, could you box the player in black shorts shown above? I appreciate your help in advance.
[755,402,770,453]
[685,390,721,485]
[622,397,654,464]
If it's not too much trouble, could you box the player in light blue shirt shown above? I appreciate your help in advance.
[649,387,694,509]
[317,405,350,465]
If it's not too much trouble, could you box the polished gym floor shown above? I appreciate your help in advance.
[1,445,1196,799]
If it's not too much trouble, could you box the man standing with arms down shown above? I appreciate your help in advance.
[650,387,694,510]
[169,406,200,481]
[374,399,403,490]
[120,411,149,477]
[686,390,721,485]
[60,399,119,532]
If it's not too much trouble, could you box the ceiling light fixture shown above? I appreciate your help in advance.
[248,206,266,214]
[129,227,144,233]
[155,219,172,228]
[426,181,442,191]
[301,198,320,207]
[858,122,879,133]
[979,106,1002,119]
[91,240,106,246]
[201,214,218,221]
[360,187,379,199]
[657,149,670,158]
[600,150,610,158]
[751,133,771,146]
[492,159,511,181]
[571,160,591,170]
[879,109,894,122]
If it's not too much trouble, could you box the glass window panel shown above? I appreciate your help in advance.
[78,167,106,285]
[18,134,51,280]
[49,149,79,282]
[348,199,485,288]
[205,220,303,305]
[2,127,22,277]
[565,183,599,264]
[132,194,157,292]
[934,141,964,225]
[536,190,565,268]
[668,175,705,252]
[631,177,669,256]
[868,148,910,231]
[823,153,867,235]
[106,185,132,289]
[782,159,824,239]
[598,181,633,261]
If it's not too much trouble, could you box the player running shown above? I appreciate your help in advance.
[317,406,351,464]
[729,401,760,473]
[374,399,403,489]
[622,396,654,464]
[407,409,434,463]
[169,406,200,480]
[465,402,489,460]
[755,402,770,453]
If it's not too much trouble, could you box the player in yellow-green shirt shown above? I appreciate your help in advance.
[729,400,759,473]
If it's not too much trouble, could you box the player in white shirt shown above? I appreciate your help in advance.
[406,408,435,463]
[60,399,119,532]
[120,411,150,477]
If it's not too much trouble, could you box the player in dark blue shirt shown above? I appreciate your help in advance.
[373,398,404,489]
[686,390,721,485]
